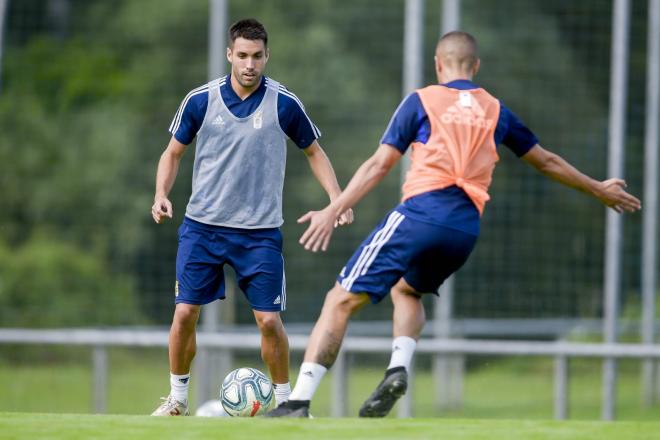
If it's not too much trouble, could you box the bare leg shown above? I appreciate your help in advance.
[304,282,370,368]
[391,278,425,340]
[265,284,374,416]
[253,311,289,384]
[169,303,201,374]
[151,304,200,415]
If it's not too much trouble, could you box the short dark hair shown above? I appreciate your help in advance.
[229,18,268,47]
[436,31,479,71]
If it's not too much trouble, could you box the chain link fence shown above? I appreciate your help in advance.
[0,0,654,333]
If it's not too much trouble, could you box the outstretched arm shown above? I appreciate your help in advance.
[303,141,354,226]
[299,144,403,252]
[522,144,641,213]
[152,136,187,224]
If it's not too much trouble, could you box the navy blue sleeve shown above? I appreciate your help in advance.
[494,102,539,157]
[380,92,428,153]
[277,87,321,149]
[169,86,209,145]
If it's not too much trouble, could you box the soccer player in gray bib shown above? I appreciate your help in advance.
[150,18,352,416]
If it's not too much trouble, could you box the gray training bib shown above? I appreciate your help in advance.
[185,77,287,228]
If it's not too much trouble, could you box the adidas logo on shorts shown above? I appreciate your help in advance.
[273,296,281,305]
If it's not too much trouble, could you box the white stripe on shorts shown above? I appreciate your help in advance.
[341,211,401,290]
[341,211,405,291]
[359,213,405,276]
[341,211,402,290]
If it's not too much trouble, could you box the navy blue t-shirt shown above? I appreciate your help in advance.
[169,74,321,148]
[382,80,539,236]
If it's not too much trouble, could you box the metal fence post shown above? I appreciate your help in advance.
[397,357,414,418]
[642,0,660,408]
[208,0,228,81]
[397,0,423,420]
[433,0,462,413]
[450,353,465,409]
[434,277,458,410]
[193,0,232,410]
[92,345,108,414]
[331,349,348,417]
[400,0,425,179]
[602,0,630,421]
[195,268,235,408]
[0,0,9,92]
[554,355,569,420]
[194,347,210,405]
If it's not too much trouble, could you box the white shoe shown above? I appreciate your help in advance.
[151,395,189,416]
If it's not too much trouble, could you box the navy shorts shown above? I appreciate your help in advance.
[337,209,477,303]
[175,217,286,312]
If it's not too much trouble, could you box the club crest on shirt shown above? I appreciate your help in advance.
[253,109,263,129]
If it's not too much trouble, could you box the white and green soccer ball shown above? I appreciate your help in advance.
[220,367,274,417]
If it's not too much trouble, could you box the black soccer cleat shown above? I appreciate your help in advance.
[359,366,408,418]
[264,400,311,418]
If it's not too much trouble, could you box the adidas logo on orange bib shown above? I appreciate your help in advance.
[440,92,494,129]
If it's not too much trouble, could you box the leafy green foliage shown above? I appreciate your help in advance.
[0,0,648,325]
[0,237,139,326]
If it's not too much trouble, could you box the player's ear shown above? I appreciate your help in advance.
[434,55,442,74]
[226,47,232,63]
[473,58,481,76]
[264,48,270,63]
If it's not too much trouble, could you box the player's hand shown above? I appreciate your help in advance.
[596,178,641,213]
[298,206,337,252]
[152,196,173,224]
[335,208,354,227]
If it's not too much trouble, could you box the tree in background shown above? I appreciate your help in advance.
[0,0,646,327]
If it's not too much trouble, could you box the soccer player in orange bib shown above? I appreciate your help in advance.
[266,31,641,418]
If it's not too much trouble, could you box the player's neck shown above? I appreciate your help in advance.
[230,74,262,100]
[437,71,473,84]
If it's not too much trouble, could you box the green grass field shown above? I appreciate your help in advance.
[2,413,660,440]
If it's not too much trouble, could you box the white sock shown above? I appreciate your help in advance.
[170,372,190,403]
[273,382,291,405]
[387,336,417,372]
[289,362,327,401]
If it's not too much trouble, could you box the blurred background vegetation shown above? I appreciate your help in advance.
[0,0,651,329]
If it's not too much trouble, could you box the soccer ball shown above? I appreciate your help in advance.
[220,367,274,417]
